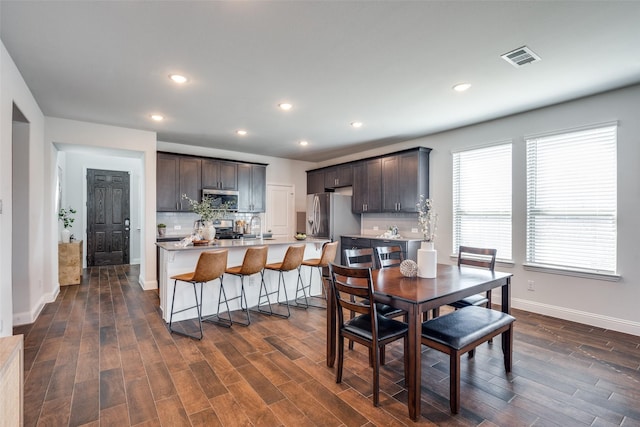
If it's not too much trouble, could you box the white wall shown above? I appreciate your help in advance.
[46,119,157,291]
[325,84,640,335]
[61,150,144,265]
[0,41,47,334]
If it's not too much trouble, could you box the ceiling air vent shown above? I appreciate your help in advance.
[501,46,541,67]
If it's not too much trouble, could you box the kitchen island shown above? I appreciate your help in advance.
[156,237,329,322]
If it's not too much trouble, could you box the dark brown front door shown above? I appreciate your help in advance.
[87,169,130,266]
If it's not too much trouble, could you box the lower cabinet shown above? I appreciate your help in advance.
[340,236,421,268]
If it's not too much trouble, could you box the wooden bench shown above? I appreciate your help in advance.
[421,305,515,414]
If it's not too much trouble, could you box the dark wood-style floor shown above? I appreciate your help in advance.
[14,264,640,427]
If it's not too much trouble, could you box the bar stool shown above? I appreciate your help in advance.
[295,241,338,309]
[259,244,306,318]
[213,246,268,327]
[168,250,228,340]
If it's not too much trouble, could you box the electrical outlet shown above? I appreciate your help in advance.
[527,280,535,291]
[174,225,181,230]
[411,227,418,233]
[373,226,379,231]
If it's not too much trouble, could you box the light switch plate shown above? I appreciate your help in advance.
[174,225,181,230]
[411,228,418,233]
[373,226,379,231]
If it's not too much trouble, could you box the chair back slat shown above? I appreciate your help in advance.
[344,248,374,268]
[375,245,404,268]
[329,263,377,322]
[457,246,497,271]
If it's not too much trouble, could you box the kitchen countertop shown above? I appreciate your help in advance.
[156,236,328,251]
[341,234,423,242]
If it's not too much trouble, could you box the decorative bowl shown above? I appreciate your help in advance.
[294,235,307,241]
[193,240,210,246]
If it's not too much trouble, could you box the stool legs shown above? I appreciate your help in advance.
[206,273,251,327]
[255,269,291,318]
[294,266,328,309]
[168,279,204,340]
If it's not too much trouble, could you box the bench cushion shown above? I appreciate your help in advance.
[421,306,515,350]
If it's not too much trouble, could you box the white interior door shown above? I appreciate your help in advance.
[266,184,294,238]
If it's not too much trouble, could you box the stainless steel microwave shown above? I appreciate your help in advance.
[202,189,239,211]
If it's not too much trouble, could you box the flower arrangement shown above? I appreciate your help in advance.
[58,207,77,229]
[182,194,229,222]
[416,195,438,242]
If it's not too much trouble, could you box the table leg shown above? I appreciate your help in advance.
[326,276,336,367]
[406,305,422,421]
[501,277,512,356]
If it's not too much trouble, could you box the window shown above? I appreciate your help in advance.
[526,124,617,276]
[453,143,512,260]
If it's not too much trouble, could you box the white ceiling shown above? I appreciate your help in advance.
[2,1,640,162]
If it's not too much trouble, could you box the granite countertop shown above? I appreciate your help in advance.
[341,234,423,242]
[156,236,329,251]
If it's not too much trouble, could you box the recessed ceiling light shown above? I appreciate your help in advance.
[236,130,247,136]
[150,114,164,121]
[278,103,293,111]
[169,74,188,84]
[453,83,472,92]
[299,140,308,146]
[351,121,363,128]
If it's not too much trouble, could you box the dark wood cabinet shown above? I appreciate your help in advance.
[352,158,382,213]
[238,163,266,212]
[324,164,353,189]
[307,169,325,194]
[202,159,237,190]
[382,148,430,212]
[157,153,201,211]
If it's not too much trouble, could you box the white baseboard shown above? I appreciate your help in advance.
[139,276,158,291]
[13,285,60,326]
[495,296,640,336]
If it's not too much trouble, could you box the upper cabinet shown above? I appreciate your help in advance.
[324,164,353,189]
[157,153,202,211]
[202,159,238,190]
[307,169,325,194]
[352,158,382,213]
[382,148,430,212]
[237,163,266,212]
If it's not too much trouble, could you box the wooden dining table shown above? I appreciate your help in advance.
[325,263,513,421]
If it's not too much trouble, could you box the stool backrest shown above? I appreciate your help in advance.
[239,246,269,275]
[280,244,306,271]
[192,250,228,282]
[344,247,374,268]
[457,246,497,271]
[375,245,404,268]
[318,241,339,267]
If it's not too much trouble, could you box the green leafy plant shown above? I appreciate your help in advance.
[182,194,229,222]
[157,223,166,228]
[58,207,77,229]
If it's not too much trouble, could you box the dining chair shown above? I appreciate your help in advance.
[169,249,228,340]
[374,245,404,269]
[295,241,338,309]
[421,305,515,414]
[329,263,409,407]
[344,249,406,322]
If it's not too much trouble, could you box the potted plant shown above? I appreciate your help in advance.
[182,194,229,240]
[58,207,77,243]
[157,223,167,237]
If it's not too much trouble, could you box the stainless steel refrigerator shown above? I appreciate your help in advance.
[306,193,360,263]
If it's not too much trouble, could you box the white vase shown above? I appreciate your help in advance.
[200,221,216,241]
[417,241,437,278]
[61,228,71,243]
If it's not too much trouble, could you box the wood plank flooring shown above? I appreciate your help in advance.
[14,264,640,426]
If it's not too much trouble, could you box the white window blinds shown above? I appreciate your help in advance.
[525,124,617,274]
[453,143,512,260]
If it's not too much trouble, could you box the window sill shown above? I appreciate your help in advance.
[523,263,621,282]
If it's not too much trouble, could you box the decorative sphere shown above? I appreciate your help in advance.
[400,259,418,277]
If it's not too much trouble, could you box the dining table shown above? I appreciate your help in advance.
[325,263,513,421]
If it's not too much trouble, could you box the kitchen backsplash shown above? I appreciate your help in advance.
[157,212,263,237]
[361,212,423,240]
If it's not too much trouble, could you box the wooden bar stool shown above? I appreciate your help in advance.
[168,250,228,340]
[259,244,306,318]
[295,241,338,309]
[213,246,268,327]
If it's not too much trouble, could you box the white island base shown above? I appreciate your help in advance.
[157,238,329,323]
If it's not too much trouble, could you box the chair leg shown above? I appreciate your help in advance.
[372,342,380,407]
[450,350,461,414]
[254,270,290,318]
[487,291,494,344]
[204,276,233,328]
[336,336,344,384]
[168,280,204,340]
[294,266,326,309]
[503,326,513,372]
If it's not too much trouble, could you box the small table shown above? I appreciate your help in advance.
[325,264,512,421]
[58,240,83,285]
